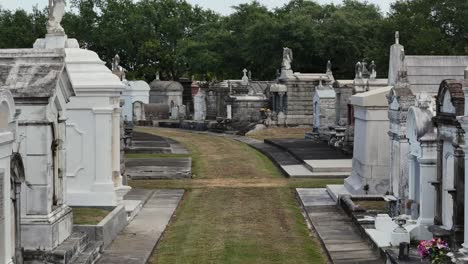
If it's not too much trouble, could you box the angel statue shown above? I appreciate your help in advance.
[47,0,66,34]
[281,47,293,70]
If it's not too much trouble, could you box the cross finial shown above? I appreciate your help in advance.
[395,31,399,44]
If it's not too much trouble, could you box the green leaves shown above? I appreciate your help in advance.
[0,0,466,81]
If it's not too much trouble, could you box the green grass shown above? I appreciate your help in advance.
[72,207,112,225]
[133,127,336,264]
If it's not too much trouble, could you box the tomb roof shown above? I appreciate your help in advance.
[0,49,73,100]
[126,80,150,91]
[350,86,392,107]
[65,47,125,95]
[407,105,436,142]
[436,79,467,116]
[149,80,184,92]
[405,56,468,94]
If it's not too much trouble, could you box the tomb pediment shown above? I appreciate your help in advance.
[436,79,466,116]
[0,49,73,102]
[407,106,436,145]
[387,86,415,111]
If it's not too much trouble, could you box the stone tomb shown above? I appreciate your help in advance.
[387,85,415,207]
[61,42,131,207]
[278,47,335,125]
[313,79,336,132]
[344,87,392,194]
[122,80,150,122]
[405,94,437,240]
[386,32,468,217]
[0,90,24,264]
[456,71,468,254]
[432,79,467,248]
[0,49,75,250]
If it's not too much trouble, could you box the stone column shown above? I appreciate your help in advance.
[112,104,122,187]
[458,116,468,252]
[457,77,468,252]
[91,108,115,196]
[112,102,130,203]
[452,145,465,248]
[417,140,437,225]
[433,140,443,225]
[279,92,284,113]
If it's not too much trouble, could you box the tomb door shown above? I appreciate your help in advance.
[10,153,24,264]
[314,101,320,129]
[133,102,143,121]
[51,119,65,208]
[442,143,454,229]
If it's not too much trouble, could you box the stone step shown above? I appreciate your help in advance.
[294,171,350,178]
[304,159,352,173]
[24,232,90,264]
[70,241,103,264]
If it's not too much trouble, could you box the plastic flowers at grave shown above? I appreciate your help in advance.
[417,238,451,264]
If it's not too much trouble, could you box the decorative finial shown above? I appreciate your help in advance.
[326,60,332,73]
[395,31,400,45]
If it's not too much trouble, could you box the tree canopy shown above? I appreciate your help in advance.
[0,0,466,81]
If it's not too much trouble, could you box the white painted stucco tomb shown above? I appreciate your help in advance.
[34,35,131,207]
[344,86,392,194]
[432,79,466,248]
[405,94,437,240]
[0,49,75,250]
[122,80,150,122]
[0,89,24,264]
[386,32,468,212]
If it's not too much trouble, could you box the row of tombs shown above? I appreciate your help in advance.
[0,30,134,263]
[305,33,468,262]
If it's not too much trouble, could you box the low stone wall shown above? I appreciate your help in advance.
[73,205,128,248]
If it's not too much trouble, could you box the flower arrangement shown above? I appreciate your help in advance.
[417,238,451,264]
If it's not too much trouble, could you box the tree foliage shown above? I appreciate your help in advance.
[0,0,466,81]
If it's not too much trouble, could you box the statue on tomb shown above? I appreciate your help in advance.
[355,61,362,78]
[395,31,400,45]
[47,0,66,34]
[112,54,127,81]
[281,47,293,70]
[241,68,249,85]
[326,60,332,73]
[361,60,370,78]
[370,61,377,79]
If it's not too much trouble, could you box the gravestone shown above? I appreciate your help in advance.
[171,106,179,120]
[313,79,336,132]
[194,88,207,121]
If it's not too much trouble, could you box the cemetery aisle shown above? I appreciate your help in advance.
[130,127,339,264]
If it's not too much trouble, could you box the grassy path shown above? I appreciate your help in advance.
[131,127,339,264]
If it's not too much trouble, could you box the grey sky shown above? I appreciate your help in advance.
[1,0,395,14]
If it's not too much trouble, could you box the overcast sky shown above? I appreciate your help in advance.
[1,0,395,14]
